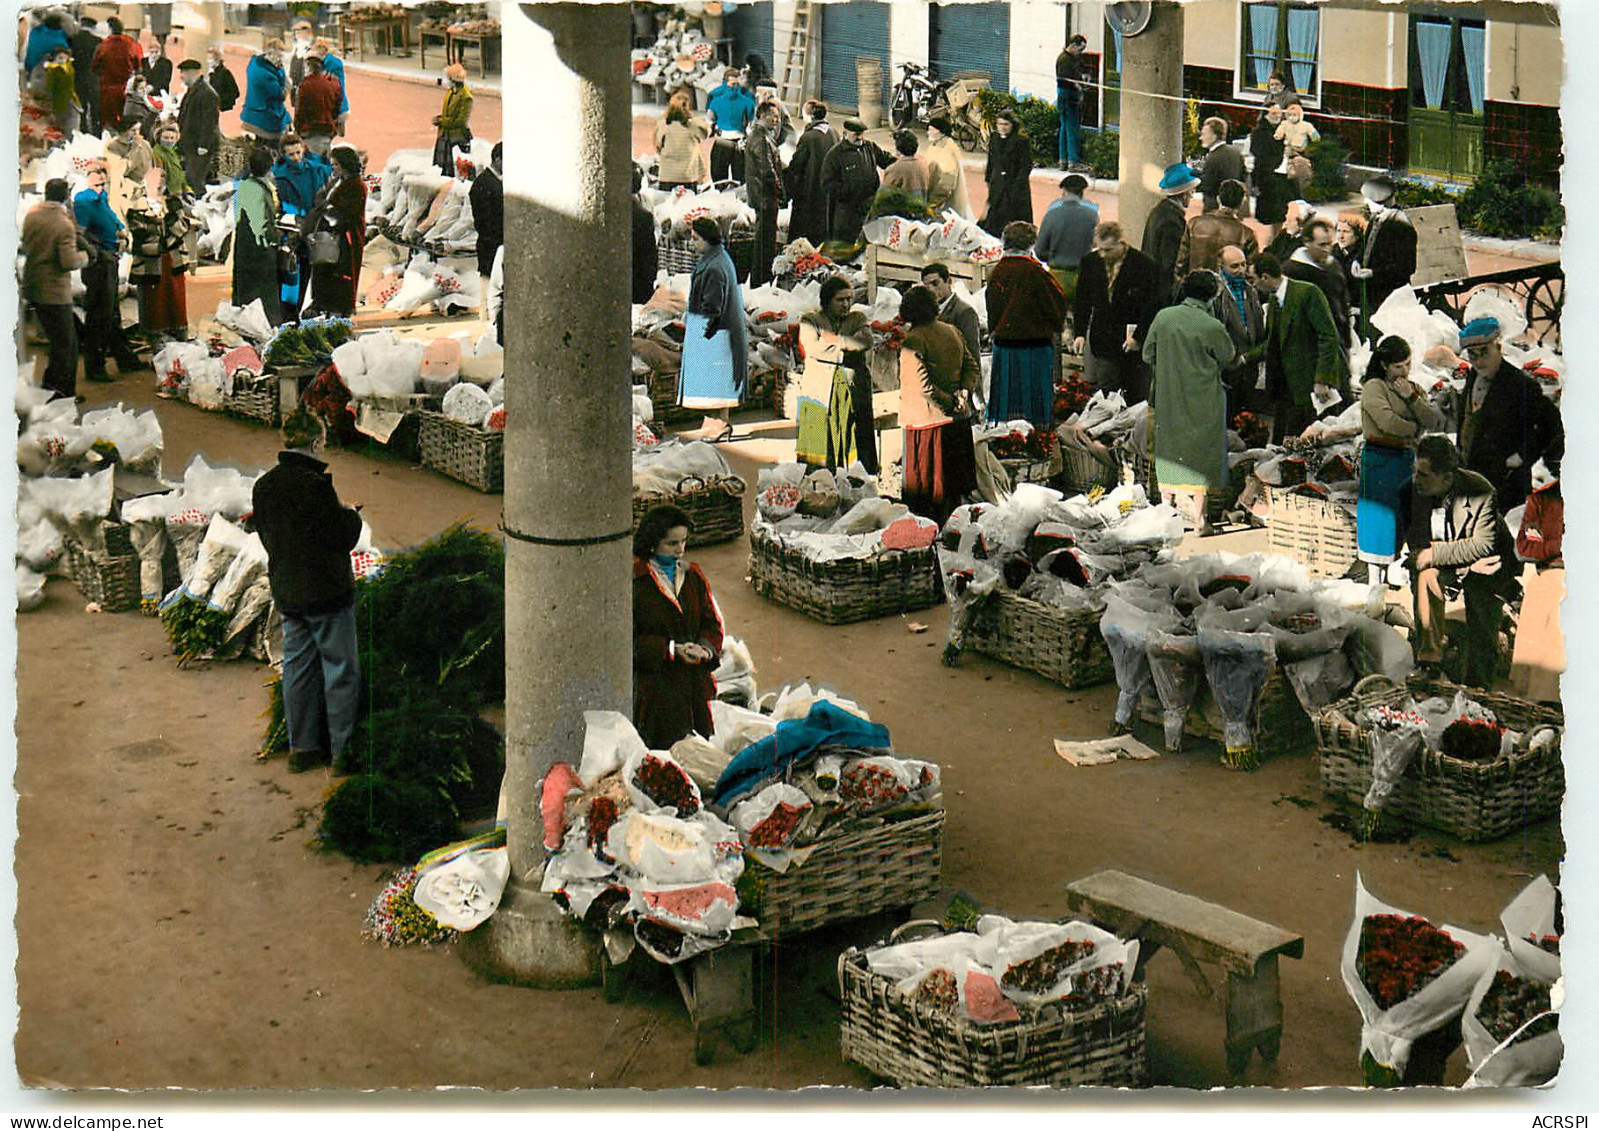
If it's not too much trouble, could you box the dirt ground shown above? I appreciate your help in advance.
[12,371,1563,1095]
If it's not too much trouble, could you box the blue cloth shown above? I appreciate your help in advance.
[680,312,740,407]
[242,54,291,136]
[712,700,892,807]
[1223,271,1251,319]
[705,82,756,134]
[321,52,350,114]
[987,342,1056,429]
[1034,195,1098,269]
[1358,442,1414,565]
[1057,92,1082,165]
[25,24,69,73]
[271,153,332,214]
[73,188,122,252]
[282,603,360,755]
[651,554,678,584]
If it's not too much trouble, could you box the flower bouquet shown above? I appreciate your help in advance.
[1054,376,1094,422]
[1341,874,1496,1085]
[363,867,455,947]
[1459,873,1563,1086]
[1232,410,1269,449]
[1361,702,1429,839]
[987,427,1057,462]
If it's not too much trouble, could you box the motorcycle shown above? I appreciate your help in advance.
[889,61,951,131]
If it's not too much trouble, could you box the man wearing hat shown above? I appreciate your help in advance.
[1034,173,1098,307]
[705,66,757,185]
[784,100,837,246]
[175,58,219,190]
[1350,173,1416,326]
[1457,316,1563,514]
[1142,162,1198,302]
[820,118,893,248]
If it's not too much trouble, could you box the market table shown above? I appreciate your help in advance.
[1065,869,1304,1075]
[339,15,410,60]
[447,29,499,78]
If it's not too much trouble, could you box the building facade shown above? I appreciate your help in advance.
[723,1,1561,185]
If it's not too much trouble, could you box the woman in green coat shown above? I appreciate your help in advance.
[232,146,283,326]
[1142,271,1236,535]
[432,62,473,174]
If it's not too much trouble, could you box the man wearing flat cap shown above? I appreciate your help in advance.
[1350,173,1416,326]
[1456,316,1563,514]
[1142,162,1198,303]
[820,117,893,247]
[175,58,219,189]
[1034,173,1098,306]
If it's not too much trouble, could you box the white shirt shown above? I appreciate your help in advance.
[1272,276,1289,306]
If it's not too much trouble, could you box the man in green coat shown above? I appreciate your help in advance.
[1142,270,1236,535]
[1245,251,1342,443]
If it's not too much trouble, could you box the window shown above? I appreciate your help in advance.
[1238,2,1321,101]
[1409,14,1486,116]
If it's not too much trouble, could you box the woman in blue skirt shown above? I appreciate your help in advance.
[1358,335,1443,574]
[984,221,1067,428]
[678,216,747,441]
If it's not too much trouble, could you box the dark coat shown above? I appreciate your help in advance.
[1246,277,1341,409]
[986,255,1067,343]
[981,131,1033,237]
[1460,359,1564,512]
[785,120,837,245]
[743,120,785,214]
[209,60,240,113]
[1072,247,1162,360]
[70,27,101,122]
[1284,250,1352,351]
[251,451,363,617]
[632,196,658,304]
[1210,275,1267,393]
[143,54,172,95]
[1362,209,1417,314]
[820,136,891,244]
[1140,195,1189,298]
[308,174,365,317]
[632,558,725,750]
[176,74,220,189]
[469,166,503,277]
[1198,143,1245,212]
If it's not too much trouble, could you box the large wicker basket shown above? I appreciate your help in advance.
[838,928,1148,1088]
[996,455,1059,491]
[747,524,942,625]
[1267,487,1359,580]
[633,474,746,548]
[744,808,944,940]
[965,590,1113,690]
[1138,668,1312,754]
[1313,674,1564,841]
[648,364,788,424]
[417,412,505,492]
[222,371,281,426]
[658,229,756,279]
[66,523,140,613]
[1059,443,1120,496]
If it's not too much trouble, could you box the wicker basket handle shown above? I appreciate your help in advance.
[888,919,947,945]
[675,474,707,494]
[1351,673,1400,698]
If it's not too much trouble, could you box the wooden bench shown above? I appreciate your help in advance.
[1064,869,1304,1075]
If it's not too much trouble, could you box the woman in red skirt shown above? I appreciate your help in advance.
[124,164,192,341]
[897,284,980,525]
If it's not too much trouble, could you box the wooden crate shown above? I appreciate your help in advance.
[1267,488,1359,580]
[865,244,996,302]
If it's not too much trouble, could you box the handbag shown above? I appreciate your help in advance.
[1287,154,1313,185]
[308,229,340,265]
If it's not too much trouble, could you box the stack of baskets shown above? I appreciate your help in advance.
[632,474,746,549]
[222,370,285,426]
[964,591,1114,690]
[417,411,505,492]
[747,524,942,624]
[838,922,1149,1088]
[744,808,944,940]
[1267,487,1359,580]
[66,521,140,613]
[1313,675,1564,841]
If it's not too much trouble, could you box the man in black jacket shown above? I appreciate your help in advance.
[1457,316,1564,514]
[784,100,836,246]
[744,101,785,287]
[1351,173,1416,327]
[1197,117,1245,213]
[1284,215,1352,361]
[1141,162,1197,302]
[176,58,220,189]
[70,17,102,134]
[631,164,658,304]
[1072,221,1162,403]
[252,408,364,773]
[820,118,892,247]
[469,142,504,279]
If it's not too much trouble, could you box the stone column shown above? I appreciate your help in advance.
[1117,2,1185,247]
[458,2,632,988]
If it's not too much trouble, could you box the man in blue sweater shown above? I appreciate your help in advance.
[73,162,144,381]
[705,66,757,185]
[1034,173,1099,308]
[272,136,333,318]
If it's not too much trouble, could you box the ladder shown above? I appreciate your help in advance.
[777,1,814,114]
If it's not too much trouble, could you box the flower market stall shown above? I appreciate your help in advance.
[860,214,1002,301]
[747,464,943,624]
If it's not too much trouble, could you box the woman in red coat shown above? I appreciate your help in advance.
[90,16,142,131]
[633,505,725,750]
[308,145,366,317]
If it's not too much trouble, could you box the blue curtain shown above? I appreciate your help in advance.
[1111,26,1122,71]
[1460,24,1485,114]
[1416,20,1452,110]
[1285,7,1318,93]
[1248,4,1279,86]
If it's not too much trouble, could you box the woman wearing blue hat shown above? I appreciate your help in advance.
[1142,163,1199,297]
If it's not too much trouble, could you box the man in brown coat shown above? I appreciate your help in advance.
[1174,179,1258,285]
[22,179,89,400]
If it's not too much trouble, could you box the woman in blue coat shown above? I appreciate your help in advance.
[241,39,291,146]
[677,217,747,441]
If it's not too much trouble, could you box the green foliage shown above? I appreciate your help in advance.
[1084,128,1120,180]
[1302,135,1352,203]
[336,701,505,816]
[161,596,230,663]
[263,317,354,369]
[973,87,1060,167]
[866,184,936,222]
[1393,179,1461,211]
[319,774,462,864]
[1181,97,1202,162]
[1458,159,1565,240]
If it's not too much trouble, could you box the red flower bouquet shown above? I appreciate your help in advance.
[1232,410,1269,448]
[1053,376,1093,422]
[631,753,700,816]
[1440,716,1504,763]
[1358,914,1465,1010]
[1477,970,1558,1044]
[987,427,1057,461]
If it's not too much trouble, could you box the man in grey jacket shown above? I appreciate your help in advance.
[1033,173,1098,309]
[1404,435,1518,687]
[744,101,785,288]
[22,179,89,400]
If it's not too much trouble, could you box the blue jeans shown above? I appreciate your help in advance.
[1058,92,1082,165]
[282,603,360,755]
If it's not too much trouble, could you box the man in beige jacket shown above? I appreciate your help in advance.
[22,178,89,399]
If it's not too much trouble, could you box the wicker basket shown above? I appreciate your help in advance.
[222,371,281,426]
[744,808,944,939]
[1058,443,1120,496]
[1119,444,1253,526]
[66,523,140,613]
[996,455,1058,490]
[1313,675,1564,841]
[215,134,252,180]
[633,475,746,548]
[646,364,696,424]
[1267,487,1359,580]
[747,524,942,625]
[838,929,1149,1088]
[658,229,756,279]
[1138,668,1313,754]
[417,411,505,492]
[965,590,1113,690]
